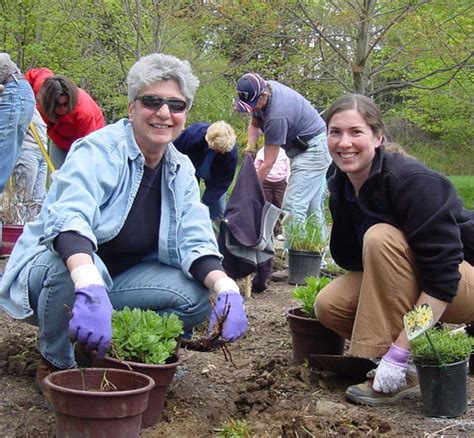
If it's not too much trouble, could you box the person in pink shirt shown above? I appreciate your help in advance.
[254,146,290,237]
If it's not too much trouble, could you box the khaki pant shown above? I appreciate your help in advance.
[315,224,474,358]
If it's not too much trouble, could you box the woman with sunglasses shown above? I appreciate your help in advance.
[0,54,248,395]
[25,68,105,169]
[314,93,474,406]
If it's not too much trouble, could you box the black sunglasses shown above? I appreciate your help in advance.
[135,95,187,113]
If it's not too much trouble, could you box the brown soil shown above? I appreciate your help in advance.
[0,256,472,437]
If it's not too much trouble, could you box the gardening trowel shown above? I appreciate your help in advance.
[309,354,377,381]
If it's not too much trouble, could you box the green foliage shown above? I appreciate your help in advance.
[1,0,472,157]
[111,307,184,364]
[291,276,331,319]
[449,176,474,210]
[324,259,347,277]
[410,328,473,366]
[215,418,251,438]
[286,214,327,253]
[393,138,474,176]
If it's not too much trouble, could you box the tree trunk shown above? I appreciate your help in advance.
[353,0,377,95]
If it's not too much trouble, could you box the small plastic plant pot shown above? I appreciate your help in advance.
[97,355,181,428]
[288,249,322,285]
[44,368,155,438]
[416,358,468,418]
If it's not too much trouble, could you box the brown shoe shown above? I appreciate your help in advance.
[345,372,419,406]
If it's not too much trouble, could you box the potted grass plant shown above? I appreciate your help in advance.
[287,276,345,364]
[285,214,328,285]
[93,307,184,428]
[410,327,472,418]
[405,304,473,418]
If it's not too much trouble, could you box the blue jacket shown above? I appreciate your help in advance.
[0,119,221,319]
[173,122,238,207]
[328,146,474,303]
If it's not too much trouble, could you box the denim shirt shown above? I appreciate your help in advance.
[0,119,221,319]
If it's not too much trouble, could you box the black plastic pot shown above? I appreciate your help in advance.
[416,358,468,418]
[287,307,345,364]
[288,249,322,285]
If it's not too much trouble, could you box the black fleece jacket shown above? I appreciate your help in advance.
[328,146,474,303]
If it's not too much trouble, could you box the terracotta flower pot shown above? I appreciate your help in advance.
[96,355,181,428]
[287,307,345,364]
[44,367,154,438]
[1,224,23,255]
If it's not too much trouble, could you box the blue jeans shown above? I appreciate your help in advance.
[207,193,226,221]
[0,79,35,192]
[13,146,47,202]
[26,250,211,368]
[282,131,331,230]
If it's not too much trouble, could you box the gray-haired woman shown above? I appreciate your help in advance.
[0,54,248,397]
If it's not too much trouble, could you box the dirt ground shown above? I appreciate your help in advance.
[0,256,472,437]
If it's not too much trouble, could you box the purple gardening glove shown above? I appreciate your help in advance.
[208,278,248,342]
[372,344,410,393]
[68,265,113,359]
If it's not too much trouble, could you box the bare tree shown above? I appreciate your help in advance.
[209,0,473,99]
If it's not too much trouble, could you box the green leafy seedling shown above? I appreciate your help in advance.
[111,307,184,364]
[215,418,251,438]
[291,276,330,319]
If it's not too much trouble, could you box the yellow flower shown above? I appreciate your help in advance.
[404,304,433,340]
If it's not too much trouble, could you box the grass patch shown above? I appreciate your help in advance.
[449,175,474,210]
[403,142,474,176]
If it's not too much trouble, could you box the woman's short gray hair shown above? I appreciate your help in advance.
[127,53,199,109]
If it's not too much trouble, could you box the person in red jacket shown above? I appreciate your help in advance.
[25,68,105,169]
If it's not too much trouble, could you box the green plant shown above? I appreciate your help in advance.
[323,255,347,277]
[111,307,184,364]
[215,418,251,438]
[285,214,327,253]
[410,327,473,366]
[291,276,331,319]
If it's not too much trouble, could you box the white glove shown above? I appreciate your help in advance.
[213,277,240,294]
[372,344,409,393]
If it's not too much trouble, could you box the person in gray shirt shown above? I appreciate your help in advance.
[236,73,331,234]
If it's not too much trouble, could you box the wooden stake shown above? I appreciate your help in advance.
[244,275,252,299]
